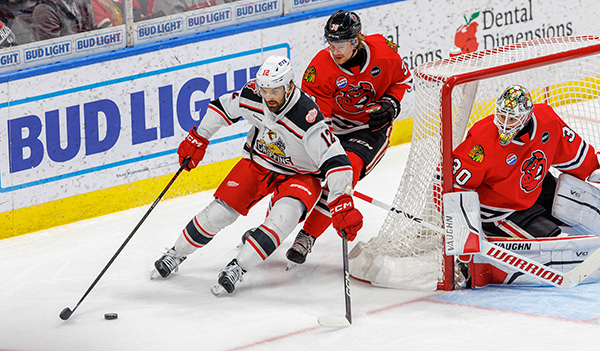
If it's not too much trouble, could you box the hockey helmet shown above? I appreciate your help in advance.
[255,55,294,90]
[324,10,362,42]
[494,85,534,145]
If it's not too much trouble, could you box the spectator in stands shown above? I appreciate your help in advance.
[91,0,122,28]
[0,0,37,45]
[31,0,95,40]
[151,0,235,16]
[0,5,16,46]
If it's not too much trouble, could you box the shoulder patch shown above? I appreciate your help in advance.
[305,108,318,123]
[385,39,398,53]
[468,144,485,163]
[240,80,262,103]
[303,66,316,84]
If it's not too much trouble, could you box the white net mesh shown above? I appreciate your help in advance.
[349,36,600,291]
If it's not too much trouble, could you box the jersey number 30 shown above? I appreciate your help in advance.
[453,158,472,186]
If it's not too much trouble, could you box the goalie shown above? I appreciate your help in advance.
[451,85,600,287]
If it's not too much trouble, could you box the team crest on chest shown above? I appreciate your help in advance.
[520,150,547,192]
[335,81,376,114]
[256,130,292,165]
[468,144,485,163]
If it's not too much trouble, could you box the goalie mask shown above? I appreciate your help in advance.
[494,85,534,145]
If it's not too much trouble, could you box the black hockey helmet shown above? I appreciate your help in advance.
[324,10,362,42]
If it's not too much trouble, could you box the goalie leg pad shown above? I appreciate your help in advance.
[472,235,600,288]
[443,191,482,256]
[552,173,600,236]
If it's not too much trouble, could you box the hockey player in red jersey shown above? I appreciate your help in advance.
[284,10,412,267]
[151,55,363,295]
[453,85,600,239]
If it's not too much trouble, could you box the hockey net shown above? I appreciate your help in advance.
[348,36,600,291]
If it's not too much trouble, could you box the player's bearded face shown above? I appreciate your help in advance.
[328,39,357,64]
[260,86,287,112]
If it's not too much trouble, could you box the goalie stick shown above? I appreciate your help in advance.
[59,158,190,321]
[318,229,352,328]
[346,187,600,289]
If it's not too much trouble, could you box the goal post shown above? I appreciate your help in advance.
[348,36,600,291]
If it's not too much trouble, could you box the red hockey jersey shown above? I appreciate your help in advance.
[300,34,411,134]
[452,103,599,221]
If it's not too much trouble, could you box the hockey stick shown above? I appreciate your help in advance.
[347,187,600,289]
[345,187,443,233]
[318,229,352,328]
[59,158,190,321]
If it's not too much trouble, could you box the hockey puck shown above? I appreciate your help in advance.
[104,313,118,320]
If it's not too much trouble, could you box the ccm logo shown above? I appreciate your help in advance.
[331,201,352,214]
[187,135,204,147]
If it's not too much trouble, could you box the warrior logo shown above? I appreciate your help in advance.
[335,81,376,114]
[520,150,547,192]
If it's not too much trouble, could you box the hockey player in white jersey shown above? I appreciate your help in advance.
[151,55,363,295]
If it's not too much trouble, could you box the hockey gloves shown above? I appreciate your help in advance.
[177,127,209,171]
[368,97,400,132]
[328,194,363,241]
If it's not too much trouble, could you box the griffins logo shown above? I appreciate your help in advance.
[256,130,292,165]
[520,150,546,192]
[335,81,376,114]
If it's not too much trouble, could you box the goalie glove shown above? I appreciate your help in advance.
[367,96,400,132]
[328,194,363,241]
[177,127,209,171]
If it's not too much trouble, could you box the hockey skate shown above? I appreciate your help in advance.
[151,248,187,279]
[211,259,246,295]
[285,229,316,270]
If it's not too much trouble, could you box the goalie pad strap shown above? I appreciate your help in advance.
[482,203,561,238]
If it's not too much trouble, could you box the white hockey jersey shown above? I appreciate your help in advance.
[196,79,353,202]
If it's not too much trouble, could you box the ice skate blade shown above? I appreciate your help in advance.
[286,261,297,271]
[150,269,162,280]
[318,316,351,328]
[211,283,227,296]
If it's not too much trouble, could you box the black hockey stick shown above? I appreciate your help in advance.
[59,158,190,321]
[318,229,352,327]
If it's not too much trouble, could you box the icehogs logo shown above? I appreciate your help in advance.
[520,150,547,192]
[335,81,376,114]
[246,80,260,95]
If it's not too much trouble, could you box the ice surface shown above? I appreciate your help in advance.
[1,144,599,351]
